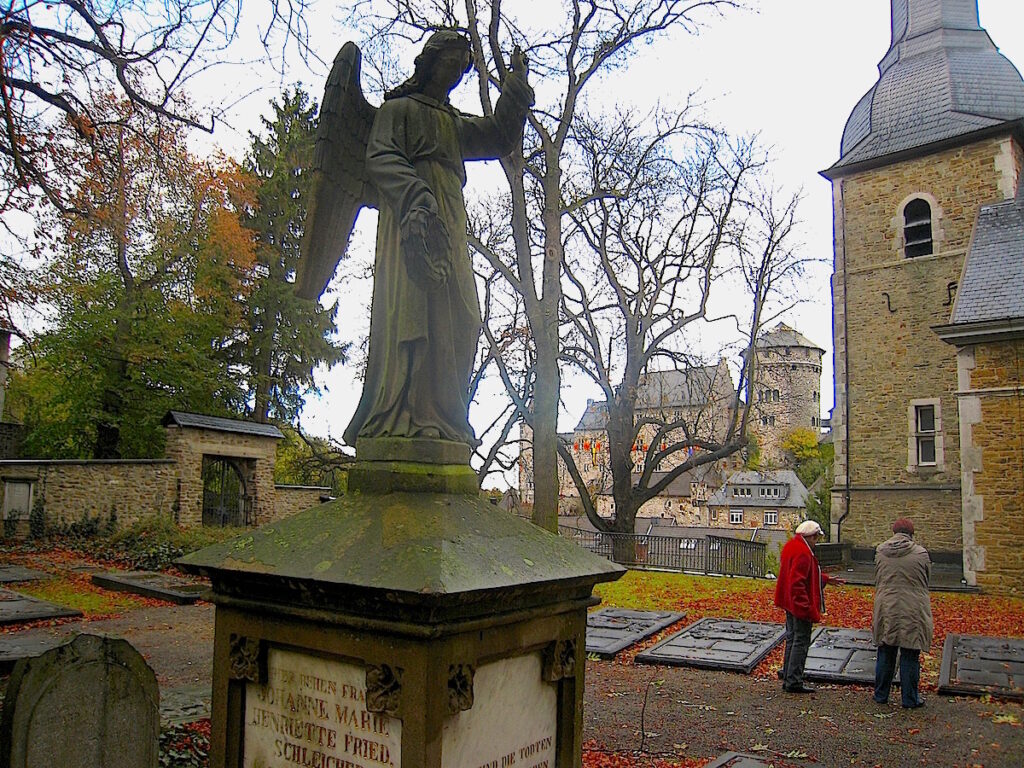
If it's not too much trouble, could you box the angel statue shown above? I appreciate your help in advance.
[296,30,534,451]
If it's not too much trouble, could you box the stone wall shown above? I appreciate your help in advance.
[830,136,1022,554]
[0,460,177,528]
[271,485,332,523]
[164,425,277,527]
[958,340,1024,595]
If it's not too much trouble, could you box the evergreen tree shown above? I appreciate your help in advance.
[242,88,347,423]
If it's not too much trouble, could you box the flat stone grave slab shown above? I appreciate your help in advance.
[160,684,212,726]
[704,752,782,768]
[91,570,207,604]
[0,635,65,672]
[635,617,785,674]
[939,634,1024,701]
[0,588,82,625]
[0,565,49,583]
[802,626,898,685]
[585,608,685,659]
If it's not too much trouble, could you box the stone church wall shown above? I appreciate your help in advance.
[958,339,1024,595]
[831,136,1018,554]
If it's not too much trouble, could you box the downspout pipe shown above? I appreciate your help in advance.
[837,177,852,542]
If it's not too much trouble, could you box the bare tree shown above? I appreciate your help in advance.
[556,104,808,554]
[356,0,741,531]
[0,0,313,216]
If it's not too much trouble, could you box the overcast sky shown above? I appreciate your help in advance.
[181,0,1024,474]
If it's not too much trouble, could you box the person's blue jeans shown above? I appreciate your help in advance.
[874,643,922,707]
[782,612,813,689]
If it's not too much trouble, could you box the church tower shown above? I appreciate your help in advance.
[823,0,1024,559]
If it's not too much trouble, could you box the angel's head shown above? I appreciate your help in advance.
[386,30,473,102]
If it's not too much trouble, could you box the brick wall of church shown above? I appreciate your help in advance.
[831,135,1021,553]
[959,339,1024,595]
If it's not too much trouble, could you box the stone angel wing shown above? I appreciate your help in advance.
[295,42,377,300]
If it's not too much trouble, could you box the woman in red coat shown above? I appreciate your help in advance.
[774,520,842,693]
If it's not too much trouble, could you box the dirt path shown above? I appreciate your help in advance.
[4,603,214,691]
[585,660,1023,767]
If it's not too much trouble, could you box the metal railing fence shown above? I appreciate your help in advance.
[558,525,766,578]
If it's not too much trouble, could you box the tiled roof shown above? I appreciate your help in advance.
[827,0,1024,175]
[706,469,809,509]
[162,411,285,439]
[949,194,1024,324]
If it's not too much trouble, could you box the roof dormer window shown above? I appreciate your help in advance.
[904,198,933,258]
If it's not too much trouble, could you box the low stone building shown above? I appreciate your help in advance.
[706,470,808,534]
[0,411,329,535]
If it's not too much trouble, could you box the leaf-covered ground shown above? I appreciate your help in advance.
[594,571,1024,680]
[585,571,1024,767]
[0,546,175,630]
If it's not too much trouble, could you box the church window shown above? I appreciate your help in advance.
[908,399,943,471]
[772,390,780,402]
[904,198,933,258]
[915,405,936,465]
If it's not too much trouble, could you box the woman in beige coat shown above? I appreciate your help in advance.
[872,518,933,708]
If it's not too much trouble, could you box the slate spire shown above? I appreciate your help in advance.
[825,0,1024,175]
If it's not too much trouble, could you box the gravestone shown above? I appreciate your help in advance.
[585,609,685,659]
[91,570,206,605]
[0,633,159,768]
[0,566,48,584]
[635,618,785,674]
[0,588,81,625]
[704,752,780,768]
[803,627,898,685]
[938,634,1024,701]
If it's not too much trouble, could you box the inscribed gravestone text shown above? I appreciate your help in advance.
[244,649,402,768]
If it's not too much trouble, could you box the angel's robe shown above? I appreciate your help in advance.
[343,87,528,447]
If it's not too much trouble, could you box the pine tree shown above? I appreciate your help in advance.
[242,88,347,423]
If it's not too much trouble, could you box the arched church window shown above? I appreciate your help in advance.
[903,198,933,258]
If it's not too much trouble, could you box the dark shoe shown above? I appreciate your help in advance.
[902,698,925,709]
[873,697,889,705]
[784,684,816,694]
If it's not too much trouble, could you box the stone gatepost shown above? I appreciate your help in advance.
[179,437,622,768]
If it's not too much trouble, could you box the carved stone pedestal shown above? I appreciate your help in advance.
[179,452,622,768]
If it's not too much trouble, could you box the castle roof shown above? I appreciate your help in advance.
[825,0,1024,178]
[754,323,825,353]
[573,363,731,432]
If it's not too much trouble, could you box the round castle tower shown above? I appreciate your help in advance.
[750,323,825,465]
